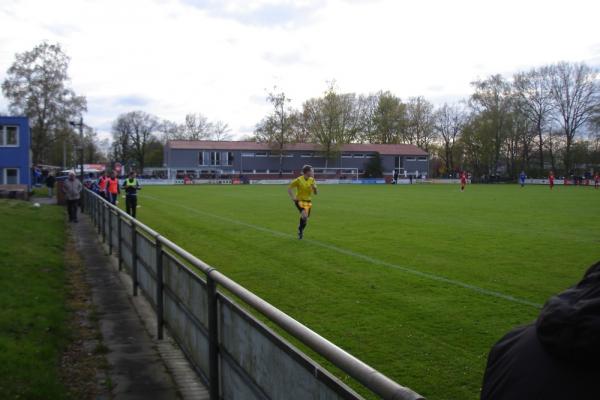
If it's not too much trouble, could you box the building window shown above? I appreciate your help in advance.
[365,153,376,158]
[210,151,221,165]
[300,153,313,158]
[269,152,293,158]
[255,152,267,157]
[341,153,352,158]
[199,152,207,165]
[0,126,19,147]
[226,152,234,166]
[4,168,19,184]
[418,156,428,161]
[353,153,364,158]
[405,156,416,161]
[241,152,254,157]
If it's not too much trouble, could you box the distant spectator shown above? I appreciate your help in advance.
[62,172,82,223]
[519,171,526,187]
[121,171,141,218]
[481,260,600,400]
[33,166,42,186]
[45,173,56,198]
[107,171,120,205]
[549,171,555,190]
[98,171,108,200]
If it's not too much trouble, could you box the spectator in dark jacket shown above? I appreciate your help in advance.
[45,173,56,198]
[481,261,600,400]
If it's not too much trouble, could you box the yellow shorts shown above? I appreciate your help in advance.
[295,200,312,215]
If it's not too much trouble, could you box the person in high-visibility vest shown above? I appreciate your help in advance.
[122,171,141,217]
[98,171,108,199]
[107,171,120,205]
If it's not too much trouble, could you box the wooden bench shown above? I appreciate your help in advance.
[0,184,29,200]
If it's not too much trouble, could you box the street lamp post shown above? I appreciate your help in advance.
[69,117,84,211]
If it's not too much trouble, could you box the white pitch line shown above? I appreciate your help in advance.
[141,194,542,308]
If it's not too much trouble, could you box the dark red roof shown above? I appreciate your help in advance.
[167,140,427,156]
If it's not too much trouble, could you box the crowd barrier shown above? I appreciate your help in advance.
[83,189,424,400]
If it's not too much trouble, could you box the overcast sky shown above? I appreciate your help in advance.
[1,0,599,140]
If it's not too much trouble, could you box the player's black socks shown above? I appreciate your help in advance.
[298,217,307,233]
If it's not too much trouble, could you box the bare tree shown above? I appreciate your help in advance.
[210,120,232,141]
[513,67,554,172]
[355,93,379,143]
[434,103,466,174]
[254,89,298,175]
[157,119,181,143]
[548,62,599,174]
[183,113,212,140]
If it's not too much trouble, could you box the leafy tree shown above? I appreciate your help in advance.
[469,75,513,175]
[1,42,87,164]
[302,84,361,166]
[111,111,160,172]
[364,153,383,177]
[405,96,436,151]
[372,91,405,144]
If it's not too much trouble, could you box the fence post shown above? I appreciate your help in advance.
[132,223,138,297]
[108,209,113,254]
[155,237,164,340]
[207,273,219,400]
[101,204,106,243]
[97,199,101,234]
[117,215,122,271]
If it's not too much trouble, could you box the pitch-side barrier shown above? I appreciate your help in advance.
[83,188,425,400]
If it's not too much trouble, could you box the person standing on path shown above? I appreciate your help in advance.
[63,172,82,222]
[122,171,141,218]
[45,173,56,198]
[107,171,120,205]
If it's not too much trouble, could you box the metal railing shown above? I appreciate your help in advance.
[83,189,425,400]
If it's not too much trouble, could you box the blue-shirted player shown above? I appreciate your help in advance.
[519,171,526,187]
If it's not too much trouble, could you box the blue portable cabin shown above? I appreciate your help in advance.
[0,116,31,189]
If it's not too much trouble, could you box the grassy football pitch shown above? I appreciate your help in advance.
[129,184,599,400]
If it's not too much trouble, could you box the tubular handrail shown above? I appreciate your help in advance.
[83,188,425,400]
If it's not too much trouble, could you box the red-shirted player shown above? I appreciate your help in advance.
[595,173,599,189]
[460,171,467,192]
[549,171,555,190]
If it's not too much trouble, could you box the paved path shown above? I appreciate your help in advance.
[69,207,209,399]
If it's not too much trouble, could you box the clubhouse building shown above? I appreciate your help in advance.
[162,140,429,180]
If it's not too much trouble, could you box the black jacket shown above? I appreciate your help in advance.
[481,261,600,400]
[45,175,56,188]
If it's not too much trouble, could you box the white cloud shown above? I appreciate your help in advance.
[0,0,599,142]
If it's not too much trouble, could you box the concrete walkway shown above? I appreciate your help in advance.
[65,202,209,399]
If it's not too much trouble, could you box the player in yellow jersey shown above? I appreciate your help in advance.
[287,165,318,239]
